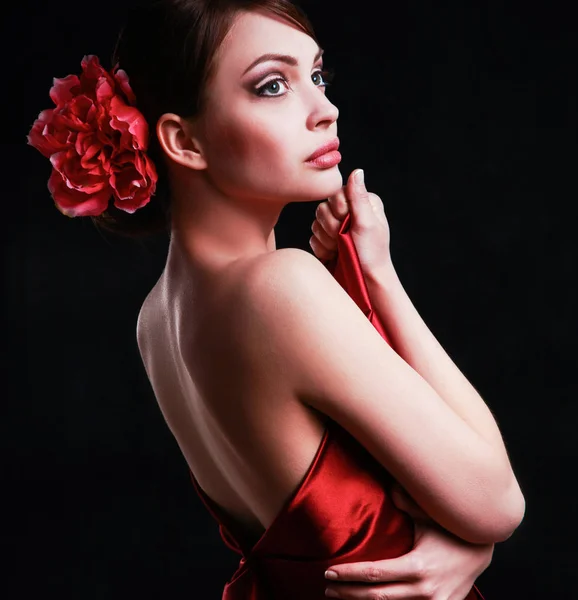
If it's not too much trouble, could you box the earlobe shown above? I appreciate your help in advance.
[156,113,207,170]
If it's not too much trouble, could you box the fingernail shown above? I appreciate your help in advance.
[325,570,338,580]
[325,589,339,597]
[354,169,364,185]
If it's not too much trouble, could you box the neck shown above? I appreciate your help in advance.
[165,185,281,280]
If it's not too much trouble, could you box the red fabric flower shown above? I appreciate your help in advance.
[27,55,158,217]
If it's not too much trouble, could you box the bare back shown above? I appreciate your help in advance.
[136,249,328,541]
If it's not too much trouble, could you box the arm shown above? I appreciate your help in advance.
[365,261,514,462]
[359,213,525,535]
[324,483,494,598]
[238,246,523,544]
[309,169,525,544]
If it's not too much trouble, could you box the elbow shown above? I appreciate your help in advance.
[490,479,526,543]
[470,451,527,544]
[464,477,527,545]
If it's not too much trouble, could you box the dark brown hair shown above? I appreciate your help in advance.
[92,0,319,238]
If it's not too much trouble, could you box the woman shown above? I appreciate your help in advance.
[28,0,525,598]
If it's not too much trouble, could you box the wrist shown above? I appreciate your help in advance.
[364,260,399,292]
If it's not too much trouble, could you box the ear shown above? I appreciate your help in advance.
[156,113,208,171]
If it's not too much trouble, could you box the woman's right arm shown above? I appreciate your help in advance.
[234,247,525,545]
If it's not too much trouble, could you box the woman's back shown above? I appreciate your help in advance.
[136,247,330,543]
[135,242,491,600]
[138,241,522,547]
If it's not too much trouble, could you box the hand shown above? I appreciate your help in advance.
[324,483,494,599]
[310,169,392,277]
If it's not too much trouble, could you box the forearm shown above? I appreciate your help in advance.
[367,261,525,539]
[365,261,513,466]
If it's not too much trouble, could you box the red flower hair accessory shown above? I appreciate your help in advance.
[27,55,158,218]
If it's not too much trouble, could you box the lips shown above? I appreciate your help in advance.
[306,138,340,161]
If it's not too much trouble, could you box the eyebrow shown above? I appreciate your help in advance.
[242,47,324,76]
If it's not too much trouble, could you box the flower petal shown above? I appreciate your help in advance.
[27,109,63,157]
[32,54,157,219]
[113,67,137,105]
[109,96,149,150]
[48,168,111,217]
[49,74,80,107]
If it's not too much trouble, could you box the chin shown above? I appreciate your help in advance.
[274,166,343,203]
[309,166,343,197]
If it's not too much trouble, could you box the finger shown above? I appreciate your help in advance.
[346,169,373,231]
[367,192,385,215]
[309,234,336,262]
[312,218,338,251]
[326,555,422,584]
[327,187,349,220]
[325,581,430,600]
[315,201,343,240]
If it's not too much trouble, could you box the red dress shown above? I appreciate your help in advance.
[189,213,486,599]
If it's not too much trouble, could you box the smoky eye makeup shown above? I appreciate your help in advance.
[250,60,335,93]
[253,67,335,97]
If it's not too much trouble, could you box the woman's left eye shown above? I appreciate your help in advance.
[312,69,335,87]
[255,69,335,97]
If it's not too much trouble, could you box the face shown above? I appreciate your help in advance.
[195,9,342,205]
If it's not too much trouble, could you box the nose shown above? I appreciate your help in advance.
[306,89,339,130]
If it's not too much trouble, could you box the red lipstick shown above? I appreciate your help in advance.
[305,138,341,168]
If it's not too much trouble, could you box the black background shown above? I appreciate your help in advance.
[4,0,577,597]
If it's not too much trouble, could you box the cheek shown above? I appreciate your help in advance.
[205,112,298,194]
[207,100,284,158]
[219,118,289,166]
[201,104,340,201]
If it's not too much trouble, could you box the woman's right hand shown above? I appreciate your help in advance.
[310,169,392,278]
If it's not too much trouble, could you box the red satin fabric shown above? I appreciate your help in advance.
[189,213,485,599]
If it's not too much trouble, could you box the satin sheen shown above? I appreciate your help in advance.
[189,213,485,599]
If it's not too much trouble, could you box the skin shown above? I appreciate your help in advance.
[312,177,496,598]
[157,9,341,277]
[148,8,495,598]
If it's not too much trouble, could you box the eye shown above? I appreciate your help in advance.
[312,68,335,88]
[255,68,336,98]
[255,76,290,97]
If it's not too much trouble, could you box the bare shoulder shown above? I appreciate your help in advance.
[242,246,324,285]
[236,246,347,318]
[232,246,394,394]
[231,247,361,346]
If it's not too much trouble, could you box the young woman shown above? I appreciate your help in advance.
[28,0,525,598]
